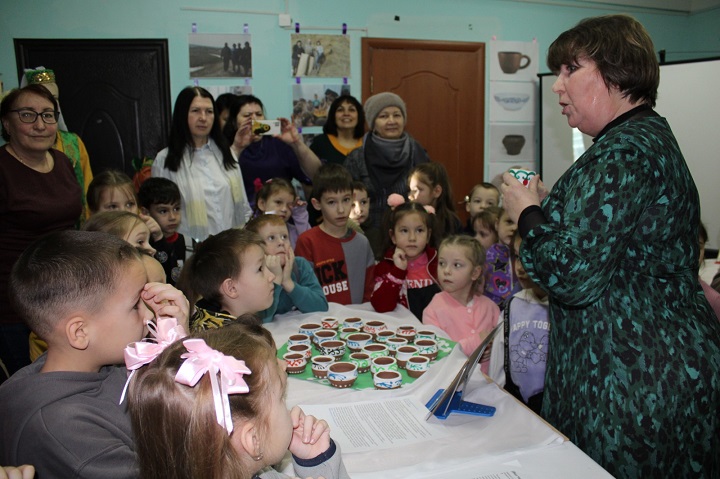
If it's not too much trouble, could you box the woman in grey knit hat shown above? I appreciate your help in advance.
[343,92,430,230]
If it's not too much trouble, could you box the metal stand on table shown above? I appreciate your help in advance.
[425,322,503,420]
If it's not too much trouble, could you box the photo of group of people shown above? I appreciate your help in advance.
[188,33,252,78]
[291,84,349,128]
[290,33,350,78]
[186,32,351,131]
[203,85,253,99]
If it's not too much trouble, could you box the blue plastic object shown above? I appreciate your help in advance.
[425,389,496,419]
[424,322,503,420]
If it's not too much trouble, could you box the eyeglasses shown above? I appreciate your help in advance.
[10,109,59,124]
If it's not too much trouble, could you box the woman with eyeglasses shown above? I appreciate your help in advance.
[0,84,82,380]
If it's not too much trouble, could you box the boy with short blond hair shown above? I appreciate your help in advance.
[295,164,375,304]
[0,230,188,478]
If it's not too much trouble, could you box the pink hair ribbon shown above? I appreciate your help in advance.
[175,338,252,434]
[119,317,188,404]
[386,193,436,214]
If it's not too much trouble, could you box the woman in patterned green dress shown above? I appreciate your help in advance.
[501,15,720,478]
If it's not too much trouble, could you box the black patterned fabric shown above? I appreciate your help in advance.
[521,113,720,477]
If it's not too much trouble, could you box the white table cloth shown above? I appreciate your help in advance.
[265,303,614,478]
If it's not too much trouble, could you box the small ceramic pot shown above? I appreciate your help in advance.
[396,324,417,343]
[327,361,358,388]
[386,337,408,356]
[283,352,307,374]
[415,339,438,361]
[370,356,398,375]
[321,317,339,330]
[313,329,338,347]
[318,339,346,359]
[374,370,403,390]
[406,355,430,378]
[416,330,436,341]
[298,322,322,339]
[375,330,396,343]
[349,352,371,374]
[343,317,364,329]
[346,333,373,352]
[363,320,388,339]
[311,355,334,379]
[362,343,389,359]
[288,343,312,360]
[339,326,360,340]
[395,345,419,369]
[287,333,311,348]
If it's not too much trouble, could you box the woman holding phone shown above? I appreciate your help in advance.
[223,95,321,207]
[344,92,430,229]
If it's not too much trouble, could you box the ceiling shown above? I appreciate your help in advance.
[507,0,720,14]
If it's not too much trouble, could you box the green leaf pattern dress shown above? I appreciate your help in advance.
[521,112,720,477]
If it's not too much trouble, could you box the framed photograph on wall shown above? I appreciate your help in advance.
[204,85,253,99]
[290,34,350,78]
[189,33,252,78]
[292,83,350,128]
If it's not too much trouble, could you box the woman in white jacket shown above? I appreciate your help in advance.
[152,86,251,242]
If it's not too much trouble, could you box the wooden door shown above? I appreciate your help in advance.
[362,38,485,222]
[14,39,172,178]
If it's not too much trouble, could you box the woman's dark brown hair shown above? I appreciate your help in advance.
[322,94,365,139]
[381,200,438,254]
[547,14,659,107]
[162,86,236,172]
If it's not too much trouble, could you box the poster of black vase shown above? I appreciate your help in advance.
[189,33,253,78]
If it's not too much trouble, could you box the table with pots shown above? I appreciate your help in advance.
[265,302,614,479]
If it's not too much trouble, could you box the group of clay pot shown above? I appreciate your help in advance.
[283,317,440,390]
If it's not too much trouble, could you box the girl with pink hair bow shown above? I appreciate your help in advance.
[126,322,350,479]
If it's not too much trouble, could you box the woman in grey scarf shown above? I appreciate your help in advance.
[344,92,430,229]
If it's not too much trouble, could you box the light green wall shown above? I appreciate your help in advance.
[1,0,717,163]
[1,0,717,110]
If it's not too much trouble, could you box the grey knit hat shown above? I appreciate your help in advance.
[364,92,407,130]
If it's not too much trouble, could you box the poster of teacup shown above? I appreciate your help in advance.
[291,34,350,78]
[292,83,350,128]
[490,124,535,162]
[189,33,253,78]
[489,40,538,82]
[490,81,536,122]
[203,85,253,99]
